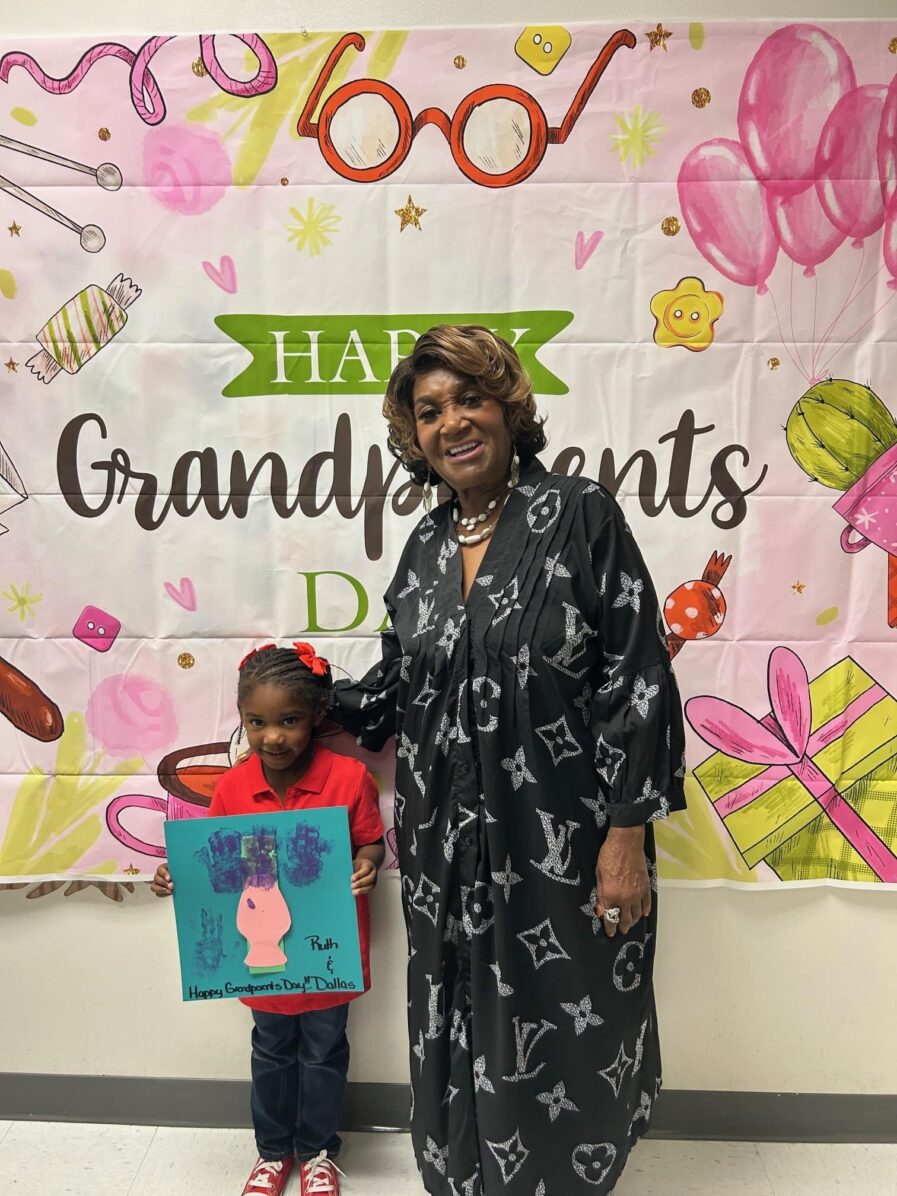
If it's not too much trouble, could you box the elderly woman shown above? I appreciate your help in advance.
[334,325,686,1195]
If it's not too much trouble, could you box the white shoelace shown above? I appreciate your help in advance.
[246,1158,285,1192]
[302,1151,346,1193]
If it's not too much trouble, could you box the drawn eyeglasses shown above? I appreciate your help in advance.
[298,30,635,189]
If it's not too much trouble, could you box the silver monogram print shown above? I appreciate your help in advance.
[545,603,598,680]
[530,809,581,884]
[501,746,537,790]
[502,1017,558,1082]
[372,477,685,1190]
[612,571,644,612]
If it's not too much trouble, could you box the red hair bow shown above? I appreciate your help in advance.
[293,641,329,677]
[238,643,276,671]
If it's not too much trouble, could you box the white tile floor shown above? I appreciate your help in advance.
[1,1122,897,1194]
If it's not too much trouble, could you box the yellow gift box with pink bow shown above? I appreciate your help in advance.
[686,648,897,884]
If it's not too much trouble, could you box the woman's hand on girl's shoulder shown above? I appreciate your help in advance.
[150,863,174,897]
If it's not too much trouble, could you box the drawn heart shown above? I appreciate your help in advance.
[574,230,604,269]
[201,255,237,293]
[164,578,197,611]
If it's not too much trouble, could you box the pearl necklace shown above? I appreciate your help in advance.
[453,477,515,546]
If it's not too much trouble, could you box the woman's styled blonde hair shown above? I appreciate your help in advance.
[383,324,547,485]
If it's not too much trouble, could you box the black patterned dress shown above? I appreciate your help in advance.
[333,460,686,1195]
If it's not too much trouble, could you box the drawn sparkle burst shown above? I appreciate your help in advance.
[2,581,42,622]
[610,105,665,168]
[285,198,341,256]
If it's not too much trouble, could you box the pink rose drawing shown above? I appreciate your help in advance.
[143,124,231,215]
[86,674,178,756]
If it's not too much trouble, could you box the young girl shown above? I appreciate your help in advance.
[152,641,385,1196]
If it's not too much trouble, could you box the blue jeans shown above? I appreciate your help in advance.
[250,1005,350,1161]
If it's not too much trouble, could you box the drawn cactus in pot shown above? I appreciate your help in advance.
[786,379,897,627]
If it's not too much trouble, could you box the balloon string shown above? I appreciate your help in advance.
[789,263,813,375]
[812,243,867,372]
[810,272,819,379]
[815,289,897,380]
[766,285,809,381]
[788,261,810,378]
[813,264,886,379]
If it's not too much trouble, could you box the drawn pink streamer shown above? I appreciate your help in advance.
[0,33,277,125]
[737,23,855,197]
[816,84,889,245]
[686,647,897,882]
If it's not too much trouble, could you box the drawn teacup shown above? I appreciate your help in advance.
[105,735,237,858]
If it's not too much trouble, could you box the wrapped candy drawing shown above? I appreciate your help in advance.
[786,378,897,627]
[0,436,27,536]
[27,273,141,384]
[687,646,897,883]
[663,551,732,659]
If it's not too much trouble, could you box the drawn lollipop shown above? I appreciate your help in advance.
[663,551,732,659]
[787,378,897,627]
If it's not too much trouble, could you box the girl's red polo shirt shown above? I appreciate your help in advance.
[208,744,384,1015]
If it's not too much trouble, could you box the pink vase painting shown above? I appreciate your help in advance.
[235,833,292,968]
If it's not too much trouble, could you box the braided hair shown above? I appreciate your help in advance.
[237,644,334,718]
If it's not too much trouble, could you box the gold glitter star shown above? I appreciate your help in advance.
[792,581,806,594]
[8,221,21,236]
[395,195,427,231]
[5,358,18,372]
[192,56,208,77]
[178,651,196,669]
[123,864,141,876]
[646,23,673,52]
[768,357,781,370]
[661,216,680,236]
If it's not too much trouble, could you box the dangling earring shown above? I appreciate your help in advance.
[509,447,520,489]
[423,473,434,513]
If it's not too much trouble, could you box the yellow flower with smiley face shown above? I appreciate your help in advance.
[651,276,724,352]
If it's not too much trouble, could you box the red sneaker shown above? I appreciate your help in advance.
[242,1155,294,1196]
[299,1151,344,1195]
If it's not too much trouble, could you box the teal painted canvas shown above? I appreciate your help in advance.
[164,807,362,1002]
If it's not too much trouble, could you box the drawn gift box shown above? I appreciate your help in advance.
[686,648,897,884]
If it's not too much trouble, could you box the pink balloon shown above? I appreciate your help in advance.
[767,186,845,276]
[738,24,855,197]
[885,193,897,289]
[678,138,778,291]
[815,84,888,244]
[879,76,897,208]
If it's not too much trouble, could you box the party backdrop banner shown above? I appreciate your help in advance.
[0,22,895,895]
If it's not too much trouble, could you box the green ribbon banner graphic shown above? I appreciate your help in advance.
[215,311,573,397]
